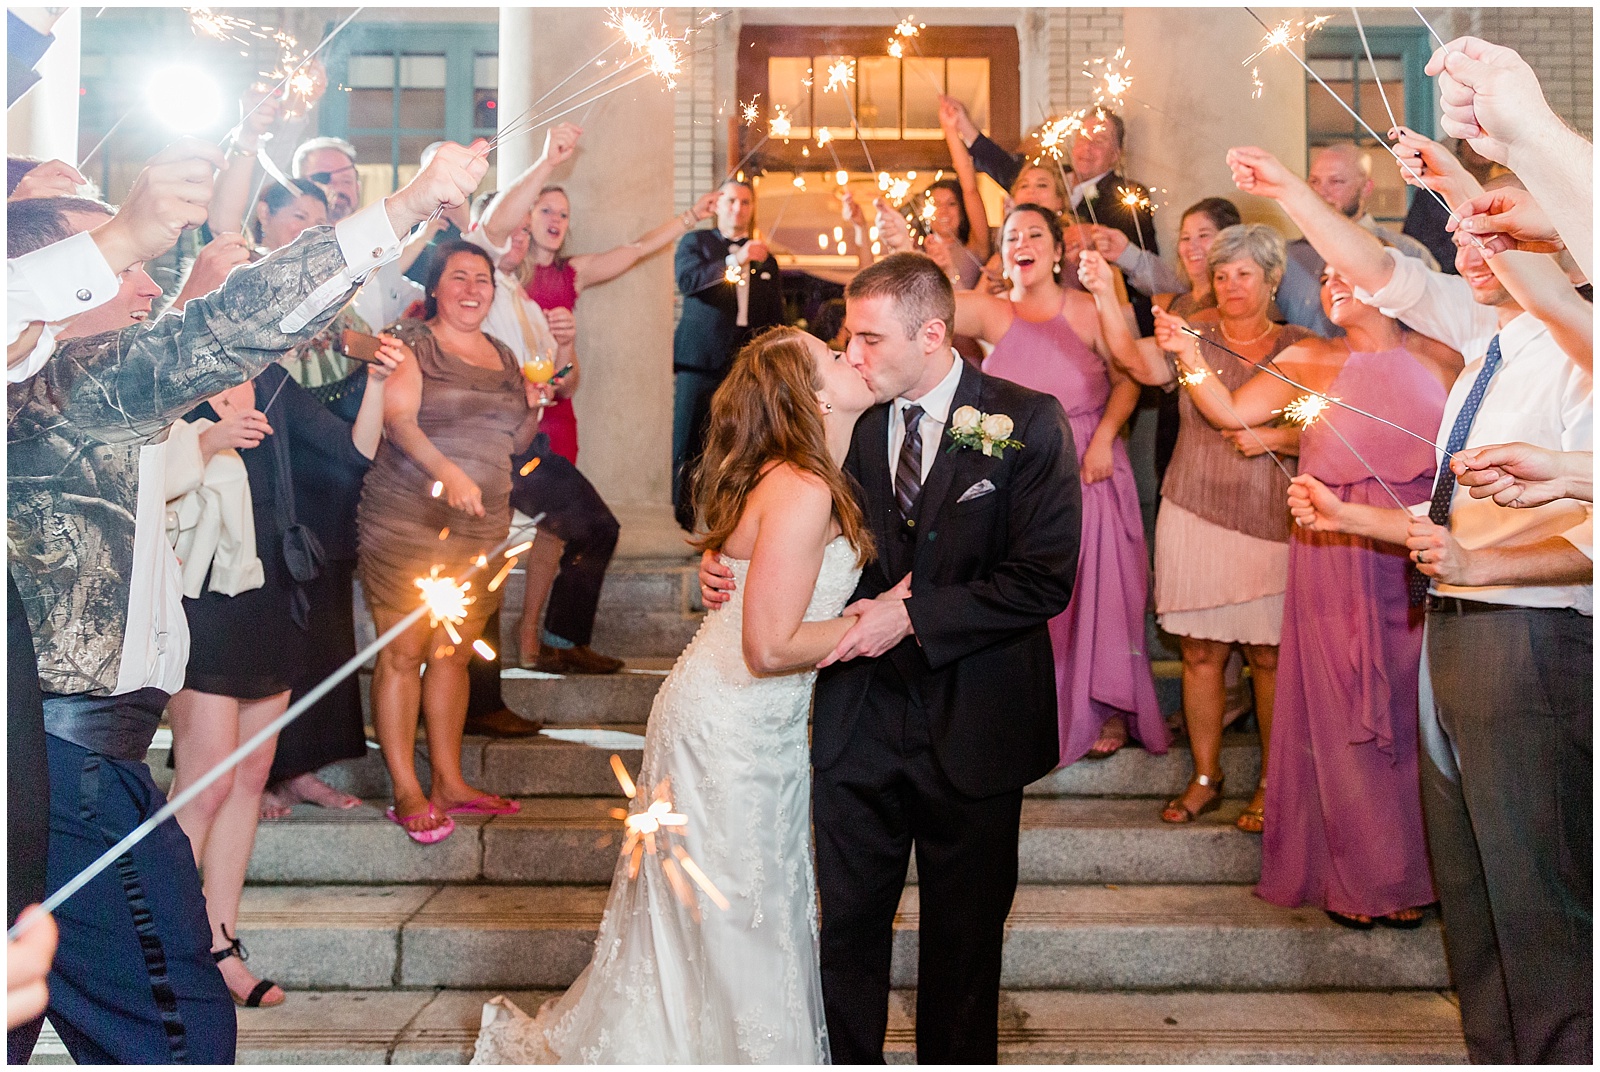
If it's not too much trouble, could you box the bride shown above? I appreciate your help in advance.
[473,326,878,1064]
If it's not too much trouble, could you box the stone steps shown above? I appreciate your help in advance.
[245,797,1262,885]
[30,988,1466,1065]
[496,552,706,659]
[498,658,1186,725]
[233,882,1448,993]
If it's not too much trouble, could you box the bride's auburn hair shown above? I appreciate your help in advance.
[691,326,873,566]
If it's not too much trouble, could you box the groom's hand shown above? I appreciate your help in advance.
[818,577,914,667]
[699,550,736,608]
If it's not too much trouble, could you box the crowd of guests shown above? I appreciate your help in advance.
[3,24,1591,1068]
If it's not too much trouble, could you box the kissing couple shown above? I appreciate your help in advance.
[475,253,1083,1064]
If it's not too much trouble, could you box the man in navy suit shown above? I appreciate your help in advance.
[671,180,784,530]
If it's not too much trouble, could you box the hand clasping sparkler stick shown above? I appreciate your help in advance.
[8,513,546,941]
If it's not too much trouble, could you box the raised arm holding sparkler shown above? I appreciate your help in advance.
[937,97,993,267]
[1077,248,1169,386]
[205,84,284,235]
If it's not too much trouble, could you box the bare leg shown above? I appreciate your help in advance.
[1088,712,1128,758]
[199,692,289,1006]
[169,690,243,865]
[369,602,448,834]
[1238,643,1279,831]
[422,612,513,811]
[1164,637,1230,819]
[516,532,566,664]
[267,771,360,812]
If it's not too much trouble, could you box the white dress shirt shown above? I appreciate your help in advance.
[887,353,964,484]
[1356,249,1594,613]
[7,230,120,382]
[120,200,411,695]
[352,258,425,333]
[725,241,751,328]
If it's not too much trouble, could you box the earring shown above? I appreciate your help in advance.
[822,401,834,413]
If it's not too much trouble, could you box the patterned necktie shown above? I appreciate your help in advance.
[895,404,925,520]
[1409,335,1503,606]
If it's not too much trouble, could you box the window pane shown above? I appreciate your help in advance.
[1307,76,1358,137]
[399,55,447,89]
[399,88,446,130]
[856,57,899,138]
[1355,59,1404,133]
[347,54,395,88]
[475,54,498,89]
[352,134,397,196]
[813,55,855,136]
[902,58,944,139]
[347,88,395,129]
[946,59,989,134]
[475,88,498,129]
[767,57,812,139]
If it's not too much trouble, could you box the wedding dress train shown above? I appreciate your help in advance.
[473,537,860,1064]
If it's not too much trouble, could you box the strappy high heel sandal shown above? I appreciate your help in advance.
[214,924,285,1008]
[1236,780,1266,834]
[1161,772,1224,824]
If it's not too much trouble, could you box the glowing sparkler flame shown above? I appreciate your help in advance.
[887,39,904,59]
[645,36,682,87]
[815,125,833,147]
[607,765,729,913]
[414,566,473,632]
[1118,185,1151,212]
[895,17,922,37]
[740,94,760,126]
[768,106,792,138]
[1177,367,1210,388]
[609,9,654,50]
[724,264,742,284]
[1244,14,1333,66]
[1082,47,1133,109]
[1251,67,1265,99]
[887,177,912,204]
[824,58,854,93]
[1279,392,1337,428]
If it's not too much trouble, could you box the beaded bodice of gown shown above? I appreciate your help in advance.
[473,535,861,1065]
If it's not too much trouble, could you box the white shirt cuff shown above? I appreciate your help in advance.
[464,225,511,260]
[1351,248,1422,317]
[8,231,123,382]
[280,201,405,334]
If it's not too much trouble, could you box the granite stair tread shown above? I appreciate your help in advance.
[233,882,1450,991]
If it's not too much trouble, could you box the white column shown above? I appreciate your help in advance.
[7,9,82,164]
[498,7,682,554]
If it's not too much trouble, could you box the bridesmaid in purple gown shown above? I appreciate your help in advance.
[954,204,1166,765]
[1177,270,1461,927]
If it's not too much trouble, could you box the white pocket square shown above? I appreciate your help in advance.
[957,479,996,503]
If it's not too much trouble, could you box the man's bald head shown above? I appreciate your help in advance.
[1308,143,1374,219]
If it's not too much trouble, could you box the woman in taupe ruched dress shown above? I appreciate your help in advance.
[358,241,549,842]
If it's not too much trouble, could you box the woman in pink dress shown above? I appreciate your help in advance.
[1173,268,1460,927]
[954,203,1165,766]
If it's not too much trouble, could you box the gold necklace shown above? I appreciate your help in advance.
[1219,319,1274,347]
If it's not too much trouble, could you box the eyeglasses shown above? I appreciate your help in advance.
[306,165,358,184]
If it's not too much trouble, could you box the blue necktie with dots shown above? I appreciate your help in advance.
[1410,335,1502,606]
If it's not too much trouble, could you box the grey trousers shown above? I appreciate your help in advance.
[1423,605,1591,1064]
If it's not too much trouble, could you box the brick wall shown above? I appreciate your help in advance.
[1064,8,1125,111]
[1471,7,1593,136]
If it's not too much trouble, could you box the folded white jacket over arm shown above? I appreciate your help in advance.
[164,418,265,599]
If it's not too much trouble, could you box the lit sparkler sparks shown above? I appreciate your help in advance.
[1177,367,1209,388]
[1251,67,1265,99]
[724,264,743,284]
[1279,392,1336,428]
[824,58,854,93]
[896,16,923,37]
[415,566,473,646]
[769,106,792,139]
[815,125,833,147]
[887,39,904,59]
[1243,14,1331,66]
[607,761,729,912]
[1082,47,1133,110]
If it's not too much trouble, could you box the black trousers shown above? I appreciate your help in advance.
[672,369,726,532]
[7,570,49,1063]
[1423,605,1591,1064]
[509,435,620,648]
[813,671,1023,1064]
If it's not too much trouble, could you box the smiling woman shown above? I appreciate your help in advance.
[354,241,549,843]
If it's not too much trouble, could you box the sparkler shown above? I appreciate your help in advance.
[1082,47,1134,110]
[229,7,364,148]
[1279,393,1410,509]
[1117,185,1152,252]
[1183,327,1458,460]
[1241,8,1483,251]
[10,515,546,942]
[607,760,729,913]
[740,94,761,127]
[1351,9,1399,134]
[822,58,877,174]
[1413,6,1447,49]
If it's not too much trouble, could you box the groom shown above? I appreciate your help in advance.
[704,253,1081,1062]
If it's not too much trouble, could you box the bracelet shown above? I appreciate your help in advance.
[229,144,259,158]
[681,210,698,229]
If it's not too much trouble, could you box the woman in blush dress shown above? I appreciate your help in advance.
[1171,268,1460,926]
[953,203,1164,766]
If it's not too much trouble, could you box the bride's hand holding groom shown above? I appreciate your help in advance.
[699,554,912,668]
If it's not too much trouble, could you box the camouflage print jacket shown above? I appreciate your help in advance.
[8,203,403,695]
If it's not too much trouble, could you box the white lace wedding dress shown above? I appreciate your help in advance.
[473,536,861,1065]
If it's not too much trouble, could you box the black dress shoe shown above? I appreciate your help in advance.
[529,644,625,675]
[464,707,543,738]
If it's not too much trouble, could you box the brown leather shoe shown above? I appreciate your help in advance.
[463,707,543,738]
[530,644,625,675]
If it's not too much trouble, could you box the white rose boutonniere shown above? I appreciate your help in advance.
[1082,185,1099,205]
[947,408,1023,458]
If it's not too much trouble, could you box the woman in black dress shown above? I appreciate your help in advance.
[166,335,406,1008]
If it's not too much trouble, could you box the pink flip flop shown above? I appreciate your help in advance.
[386,804,456,844]
[444,794,521,817]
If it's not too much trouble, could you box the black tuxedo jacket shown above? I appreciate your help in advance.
[671,229,784,374]
[813,362,1082,798]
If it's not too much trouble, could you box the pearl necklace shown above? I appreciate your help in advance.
[1219,319,1274,347]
